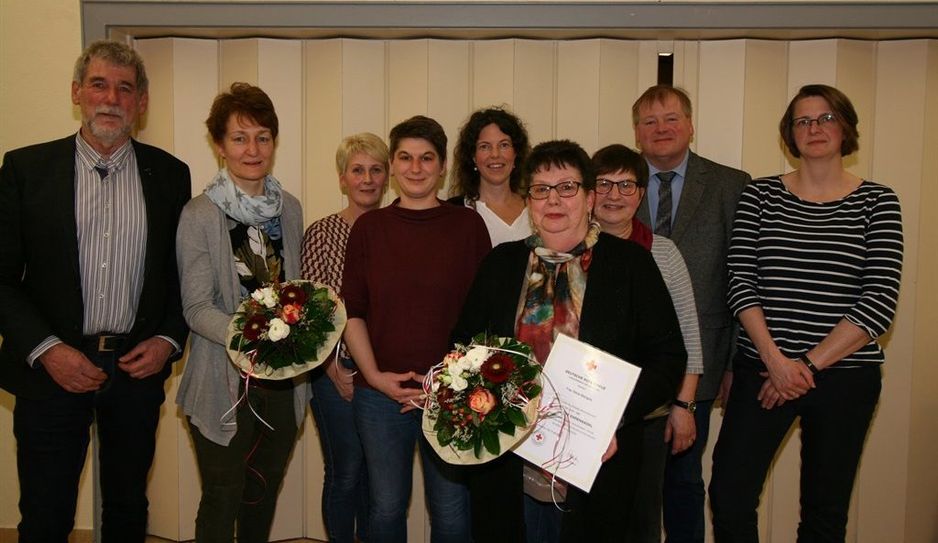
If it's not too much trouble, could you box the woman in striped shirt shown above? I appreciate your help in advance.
[709,84,904,542]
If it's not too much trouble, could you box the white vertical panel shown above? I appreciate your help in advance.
[835,40,876,181]
[135,39,176,151]
[388,40,429,125]
[304,39,344,226]
[258,39,304,213]
[742,39,788,179]
[787,40,838,99]
[472,39,515,110]
[219,39,259,88]
[674,40,701,115]
[637,40,660,91]
[167,38,219,541]
[429,40,470,197]
[513,40,555,146]
[598,39,640,149]
[859,39,927,543]
[342,39,387,138]
[697,39,751,543]
[905,40,938,543]
[342,39,390,204]
[170,39,219,194]
[697,40,745,169]
[301,38,342,541]
[557,40,601,152]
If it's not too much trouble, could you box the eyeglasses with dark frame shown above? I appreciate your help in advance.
[527,180,582,200]
[792,113,837,130]
[595,178,640,196]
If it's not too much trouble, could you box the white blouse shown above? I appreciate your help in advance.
[471,199,532,247]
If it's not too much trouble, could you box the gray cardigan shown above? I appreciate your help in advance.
[175,191,310,446]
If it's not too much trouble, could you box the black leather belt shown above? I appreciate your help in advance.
[82,333,129,354]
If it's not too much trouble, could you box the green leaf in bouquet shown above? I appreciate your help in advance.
[436,422,454,446]
[506,405,527,428]
[481,426,501,456]
[525,384,542,399]
[498,420,516,436]
[519,365,540,381]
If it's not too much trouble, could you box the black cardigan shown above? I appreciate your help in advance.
[452,232,687,425]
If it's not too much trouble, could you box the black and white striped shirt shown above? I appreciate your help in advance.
[727,176,903,368]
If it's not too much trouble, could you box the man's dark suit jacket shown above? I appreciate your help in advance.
[0,135,191,400]
[638,151,750,401]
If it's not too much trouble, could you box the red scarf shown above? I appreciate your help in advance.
[628,217,653,251]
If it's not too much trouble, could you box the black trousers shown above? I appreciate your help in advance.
[709,363,881,543]
[467,421,644,543]
[13,342,166,543]
[188,382,298,543]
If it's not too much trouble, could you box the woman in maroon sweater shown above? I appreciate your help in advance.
[341,115,491,543]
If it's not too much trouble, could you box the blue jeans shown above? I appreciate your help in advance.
[709,364,881,543]
[353,386,471,543]
[310,369,369,543]
[662,400,713,543]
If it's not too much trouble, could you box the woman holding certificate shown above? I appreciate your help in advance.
[453,139,687,542]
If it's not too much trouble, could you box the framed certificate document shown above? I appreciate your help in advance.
[514,333,641,492]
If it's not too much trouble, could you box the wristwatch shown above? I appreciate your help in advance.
[672,399,697,413]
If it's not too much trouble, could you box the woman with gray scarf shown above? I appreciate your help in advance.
[175,83,308,543]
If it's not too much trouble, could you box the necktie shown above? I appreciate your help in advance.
[94,165,109,180]
[655,171,676,237]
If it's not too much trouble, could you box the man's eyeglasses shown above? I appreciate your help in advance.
[595,178,639,196]
[527,180,582,200]
[792,113,837,130]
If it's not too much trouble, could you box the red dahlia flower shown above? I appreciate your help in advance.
[481,353,516,383]
[279,284,308,306]
[242,315,268,341]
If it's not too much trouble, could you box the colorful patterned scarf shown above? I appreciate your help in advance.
[516,223,601,364]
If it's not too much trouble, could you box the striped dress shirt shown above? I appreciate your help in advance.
[74,134,148,335]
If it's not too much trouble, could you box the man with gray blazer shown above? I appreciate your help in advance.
[0,41,190,542]
[631,85,750,543]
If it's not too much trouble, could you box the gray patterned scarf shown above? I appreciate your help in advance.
[204,168,284,239]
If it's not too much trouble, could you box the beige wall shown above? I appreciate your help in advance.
[2,2,937,543]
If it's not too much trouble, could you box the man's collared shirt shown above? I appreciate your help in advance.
[74,134,148,335]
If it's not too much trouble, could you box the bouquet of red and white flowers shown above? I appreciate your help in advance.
[226,280,346,380]
[422,335,542,464]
